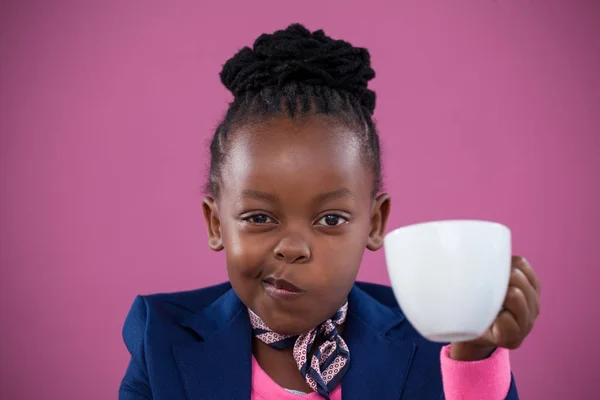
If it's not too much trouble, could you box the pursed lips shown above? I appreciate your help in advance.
[262,277,305,299]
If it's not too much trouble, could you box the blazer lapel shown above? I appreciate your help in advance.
[173,289,252,400]
[171,285,416,400]
[342,286,416,400]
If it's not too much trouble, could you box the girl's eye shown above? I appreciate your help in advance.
[245,214,274,225]
[316,214,348,227]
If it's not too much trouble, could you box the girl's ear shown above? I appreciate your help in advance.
[202,197,224,251]
[366,193,391,251]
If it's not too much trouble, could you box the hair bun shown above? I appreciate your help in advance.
[220,24,376,114]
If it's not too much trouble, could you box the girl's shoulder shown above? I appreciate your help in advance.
[142,281,234,311]
[122,282,234,334]
[353,281,398,309]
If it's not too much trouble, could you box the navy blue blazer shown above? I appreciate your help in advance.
[120,282,518,399]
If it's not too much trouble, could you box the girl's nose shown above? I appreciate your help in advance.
[273,233,311,264]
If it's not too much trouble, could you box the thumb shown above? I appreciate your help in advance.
[472,322,499,347]
[489,322,502,345]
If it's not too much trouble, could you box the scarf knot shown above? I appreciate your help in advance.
[249,303,350,399]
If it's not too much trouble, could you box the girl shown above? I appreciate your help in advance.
[119,24,540,399]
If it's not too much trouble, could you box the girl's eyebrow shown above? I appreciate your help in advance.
[242,188,354,204]
[240,188,353,204]
[313,188,354,204]
[241,189,279,204]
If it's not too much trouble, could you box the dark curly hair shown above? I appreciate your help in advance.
[207,24,381,196]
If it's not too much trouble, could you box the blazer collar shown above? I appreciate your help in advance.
[346,284,406,333]
[175,284,416,400]
[180,285,246,339]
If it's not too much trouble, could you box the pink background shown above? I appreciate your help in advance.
[1,0,598,398]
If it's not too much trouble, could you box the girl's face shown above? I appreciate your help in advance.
[203,116,390,335]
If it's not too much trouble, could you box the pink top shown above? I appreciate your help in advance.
[250,356,343,400]
[251,345,511,400]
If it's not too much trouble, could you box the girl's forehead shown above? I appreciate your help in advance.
[227,119,361,171]
[220,118,373,200]
[236,116,359,147]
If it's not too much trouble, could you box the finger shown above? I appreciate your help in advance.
[512,256,541,296]
[503,285,530,333]
[492,310,523,349]
[510,263,540,318]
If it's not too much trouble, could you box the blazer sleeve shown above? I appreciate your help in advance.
[119,296,153,400]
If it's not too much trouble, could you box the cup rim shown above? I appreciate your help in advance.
[384,219,510,240]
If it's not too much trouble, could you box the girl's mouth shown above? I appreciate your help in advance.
[263,277,305,300]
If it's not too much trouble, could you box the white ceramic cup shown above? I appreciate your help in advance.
[383,220,511,343]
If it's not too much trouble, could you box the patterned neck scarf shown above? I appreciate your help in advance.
[249,302,350,399]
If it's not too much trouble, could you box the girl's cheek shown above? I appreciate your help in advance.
[225,232,271,276]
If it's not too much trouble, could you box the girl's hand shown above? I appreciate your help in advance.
[450,256,541,361]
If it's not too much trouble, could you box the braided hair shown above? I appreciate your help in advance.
[208,24,382,196]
